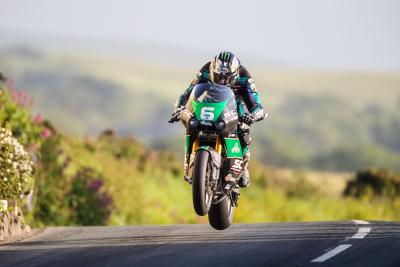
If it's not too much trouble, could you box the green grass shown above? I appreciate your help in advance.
[237,187,400,223]
[47,133,400,226]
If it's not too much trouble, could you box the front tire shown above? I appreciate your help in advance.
[208,196,234,230]
[192,150,212,216]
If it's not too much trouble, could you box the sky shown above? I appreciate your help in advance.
[1,0,400,71]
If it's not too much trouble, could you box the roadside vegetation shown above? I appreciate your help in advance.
[1,76,400,227]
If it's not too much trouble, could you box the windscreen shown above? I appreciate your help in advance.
[191,83,235,103]
[186,83,237,122]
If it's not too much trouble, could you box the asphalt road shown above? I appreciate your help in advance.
[1,221,399,267]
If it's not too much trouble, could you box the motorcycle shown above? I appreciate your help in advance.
[169,83,248,230]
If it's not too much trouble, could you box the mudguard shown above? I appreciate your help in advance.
[196,146,221,181]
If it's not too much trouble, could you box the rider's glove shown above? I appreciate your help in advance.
[168,106,184,123]
[241,113,255,125]
[252,108,268,122]
[168,111,180,123]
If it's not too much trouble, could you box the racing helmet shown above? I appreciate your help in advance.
[209,51,240,86]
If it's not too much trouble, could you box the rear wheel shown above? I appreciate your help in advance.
[192,150,212,216]
[208,196,234,230]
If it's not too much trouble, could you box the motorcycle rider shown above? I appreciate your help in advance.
[170,51,267,188]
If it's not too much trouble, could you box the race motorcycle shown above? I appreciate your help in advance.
[169,83,249,230]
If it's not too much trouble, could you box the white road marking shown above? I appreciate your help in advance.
[312,221,372,263]
[351,227,371,239]
[311,244,352,263]
[352,220,369,225]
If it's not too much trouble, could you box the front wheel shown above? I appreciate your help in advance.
[208,196,234,230]
[192,150,212,216]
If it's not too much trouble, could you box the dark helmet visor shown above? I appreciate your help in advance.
[213,72,234,86]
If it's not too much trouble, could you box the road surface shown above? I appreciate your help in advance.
[1,221,399,267]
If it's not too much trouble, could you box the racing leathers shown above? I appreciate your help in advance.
[176,62,266,187]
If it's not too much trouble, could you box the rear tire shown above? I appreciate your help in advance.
[208,196,234,230]
[192,150,212,216]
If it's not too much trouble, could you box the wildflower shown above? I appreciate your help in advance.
[33,114,43,124]
[41,128,52,139]
[0,127,33,199]
[10,88,32,107]
[88,179,104,191]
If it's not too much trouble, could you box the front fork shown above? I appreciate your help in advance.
[190,135,222,153]
[185,135,222,180]
[186,134,241,207]
[185,134,245,178]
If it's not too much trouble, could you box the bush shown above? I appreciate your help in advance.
[97,130,142,160]
[0,84,43,147]
[0,128,33,199]
[32,133,71,225]
[285,170,319,199]
[33,134,113,226]
[344,168,400,199]
[69,167,113,225]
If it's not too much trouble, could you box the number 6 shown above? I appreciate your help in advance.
[200,107,215,120]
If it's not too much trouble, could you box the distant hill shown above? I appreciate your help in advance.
[1,46,178,138]
[2,46,400,171]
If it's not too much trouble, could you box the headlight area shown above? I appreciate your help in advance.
[198,119,226,133]
[188,117,198,130]
[185,117,227,133]
[215,120,226,131]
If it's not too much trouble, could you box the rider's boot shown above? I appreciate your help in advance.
[238,151,250,188]
[223,173,237,194]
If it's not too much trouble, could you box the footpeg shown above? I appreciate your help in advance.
[184,176,192,185]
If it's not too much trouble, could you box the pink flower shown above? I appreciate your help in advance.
[8,86,33,107]
[33,114,43,124]
[40,128,52,139]
[88,179,104,191]
[99,193,113,207]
